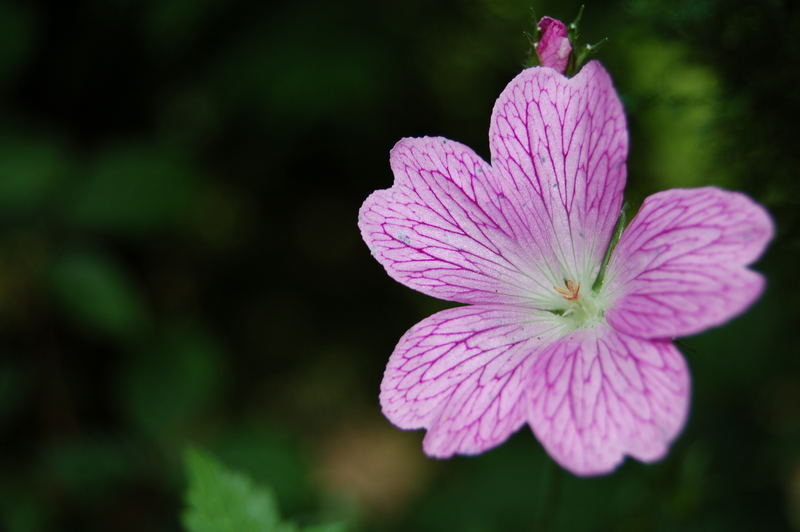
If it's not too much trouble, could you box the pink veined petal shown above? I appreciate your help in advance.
[380,304,560,458]
[605,187,774,339]
[359,137,562,306]
[527,325,690,476]
[489,60,628,284]
[536,16,571,74]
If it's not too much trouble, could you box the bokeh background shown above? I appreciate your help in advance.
[0,0,798,530]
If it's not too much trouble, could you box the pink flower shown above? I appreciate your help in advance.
[358,60,773,475]
[536,16,572,73]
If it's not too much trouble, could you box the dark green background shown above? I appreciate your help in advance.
[0,0,797,530]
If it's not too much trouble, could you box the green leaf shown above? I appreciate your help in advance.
[64,144,200,236]
[183,448,282,532]
[0,138,69,214]
[212,423,308,512]
[303,523,348,532]
[49,251,149,338]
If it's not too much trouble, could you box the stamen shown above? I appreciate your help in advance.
[554,279,581,301]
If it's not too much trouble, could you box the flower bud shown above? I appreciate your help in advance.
[536,16,571,74]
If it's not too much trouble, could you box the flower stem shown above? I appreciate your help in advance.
[538,457,562,532]
[592,202,628,292]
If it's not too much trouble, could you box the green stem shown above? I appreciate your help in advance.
[538,458,562,532]
[592,202,628,292]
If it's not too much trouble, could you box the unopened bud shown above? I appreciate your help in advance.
[536,17,571,74]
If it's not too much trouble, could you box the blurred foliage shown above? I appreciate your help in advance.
[183,448,345,532]
[63,145,202,236]
[49,250,150,338]
[0,0,797,530]
[120,325,225,440]
[0,137,68,214]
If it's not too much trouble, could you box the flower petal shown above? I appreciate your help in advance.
[527,326,689,476]
[380,304,559,457]
[489,61,628,283]
[359,137,560,305]
[605,187,774,339]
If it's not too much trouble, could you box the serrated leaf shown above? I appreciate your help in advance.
[183,448,282,532]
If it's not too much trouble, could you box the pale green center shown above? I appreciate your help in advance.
[545,202,628,333]
[550,279,609,333]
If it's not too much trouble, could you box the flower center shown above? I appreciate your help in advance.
[550,279,607,331]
